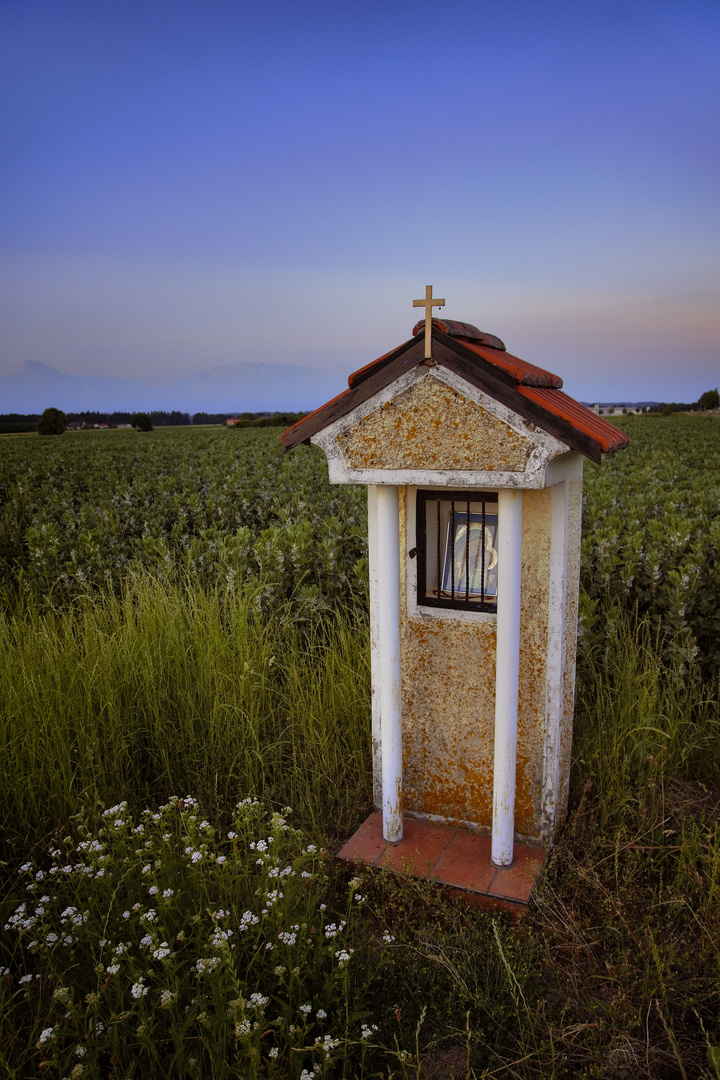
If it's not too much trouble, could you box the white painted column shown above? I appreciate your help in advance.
[376,484,403,843]
[491,488,523,867]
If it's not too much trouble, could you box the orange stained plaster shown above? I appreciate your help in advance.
[336,374,533,472]
[398,484,557,843]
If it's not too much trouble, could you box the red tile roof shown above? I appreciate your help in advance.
[458,341,563,389]
[411,318,507,351]
[281,320,630,463]
[350,320,563,390]
[517,387,630,454]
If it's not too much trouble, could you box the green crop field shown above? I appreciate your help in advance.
[1,416,719,1078]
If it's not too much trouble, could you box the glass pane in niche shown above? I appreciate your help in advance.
[441,509,498,600]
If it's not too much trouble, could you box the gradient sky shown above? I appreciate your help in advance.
[1,0,719,414]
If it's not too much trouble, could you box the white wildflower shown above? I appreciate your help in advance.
[314,1034,340,1055]
[195,957,220,975]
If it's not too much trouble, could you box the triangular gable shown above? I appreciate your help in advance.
[336,374,534,472]
[310,365,569,489]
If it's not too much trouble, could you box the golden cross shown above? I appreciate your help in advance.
[413,285,445,359]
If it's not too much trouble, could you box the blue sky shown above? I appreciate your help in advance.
[1,0,718,413]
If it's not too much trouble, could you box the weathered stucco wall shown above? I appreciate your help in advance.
[398,485,554,842]
[515,488,553,837]
[337,374,533,472]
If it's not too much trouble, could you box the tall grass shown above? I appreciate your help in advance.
[3,582,720,1076]
[0,575,372,862]
[523,610,720,1077]
[574,608,720,834]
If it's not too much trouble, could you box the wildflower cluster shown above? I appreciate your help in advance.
[2,795,374,1078]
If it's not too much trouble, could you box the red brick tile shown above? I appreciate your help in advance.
[488,844,546,904]
[377,817,454,877]
[336,814,546,909]
[336,812,386,865]
[432,831,497,893]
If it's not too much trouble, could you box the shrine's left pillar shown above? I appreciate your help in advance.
[369,484,404,843]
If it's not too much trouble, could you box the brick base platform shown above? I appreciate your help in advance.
[337,812,546,908]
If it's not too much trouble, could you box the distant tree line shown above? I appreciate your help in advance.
[192,411,307,426]
[0,411,192,434]
[225,411,308,428]
[0,409,309,435]
[649,389,719,415]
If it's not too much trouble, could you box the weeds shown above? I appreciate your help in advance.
[1,795,381,1079]
[0,576,372,860]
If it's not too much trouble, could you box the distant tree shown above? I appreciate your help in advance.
[699,388,719,411]
[131,412,153,432]
[192,412,225,425]
[36,407,67,436]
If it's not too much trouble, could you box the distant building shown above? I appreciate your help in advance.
[591,404,649,416]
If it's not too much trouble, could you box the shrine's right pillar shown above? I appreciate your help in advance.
[491,488,523,867]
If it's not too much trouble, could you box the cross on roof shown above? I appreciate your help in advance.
[413,285,445,359]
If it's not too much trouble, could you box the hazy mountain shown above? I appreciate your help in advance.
[0,359,344,415]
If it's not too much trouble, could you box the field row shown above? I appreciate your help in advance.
[2,415,719,676]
